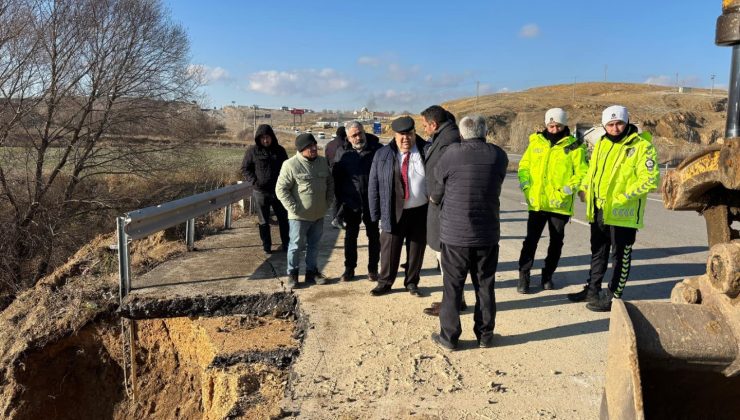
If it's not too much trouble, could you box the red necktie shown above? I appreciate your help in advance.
[401,152,410,200]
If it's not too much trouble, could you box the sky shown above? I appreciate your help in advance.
[167,0,730,113]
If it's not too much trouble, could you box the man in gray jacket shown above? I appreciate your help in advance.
[429,115,508,351]
[276,133,334,289]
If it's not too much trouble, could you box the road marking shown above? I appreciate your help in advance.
[647,196,663,203]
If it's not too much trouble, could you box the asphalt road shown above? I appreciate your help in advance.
[499,173,709,301]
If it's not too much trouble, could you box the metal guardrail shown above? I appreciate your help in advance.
[116,182,252,302]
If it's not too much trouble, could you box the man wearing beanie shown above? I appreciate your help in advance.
[276,133,334,289]
[332,121,382,282]
[567,105,659,311]
[516,108,588,293]
[368,116,430,297]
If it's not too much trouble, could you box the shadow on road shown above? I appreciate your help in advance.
[492,318,610,348]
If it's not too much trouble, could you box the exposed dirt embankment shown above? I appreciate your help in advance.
[0,216,302,419]
[445,82,727,159]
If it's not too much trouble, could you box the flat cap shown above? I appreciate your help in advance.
[391,116,415,133]
[295,133,317,151]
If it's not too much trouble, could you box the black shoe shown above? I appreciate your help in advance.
[541,272,554,290]
[367,271,378,282]
[286,273,298,289]
[306,271,329,285]
[586,290,614,312]
[430,300,467,312]
[340,269,355,282]
[567,285,599,303]
[370,284,392,296]
[478,335,495,348]
[431,332,456,352]
[423,306,440,316]
[407,283,421,297]
[517,271,530,294]
[264,248,273,256]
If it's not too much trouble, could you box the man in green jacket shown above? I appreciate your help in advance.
[567,105,659,311]
[276,134,334,289]
[517,108,588,293]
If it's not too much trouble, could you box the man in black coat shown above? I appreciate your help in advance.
[325,126,347,229]
[332,121,382,282]
[240,124,290,254]
[420,105,466,315]
[368,116,429,297]
[429,115,508,351]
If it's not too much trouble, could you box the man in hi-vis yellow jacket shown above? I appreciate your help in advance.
[567,105,659,311]
[517,108,588,293]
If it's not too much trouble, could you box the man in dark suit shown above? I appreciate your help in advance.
[367,116,429,297]
[429,115,508,351]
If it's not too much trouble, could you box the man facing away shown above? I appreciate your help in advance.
[275,133,334,289]
[420,105,468,316]
[567,105,659,311]
[332,121,382,282]
[516,108,588,293]
[430,115,508,351]
[368,116,429,297]
[240,124,290,255]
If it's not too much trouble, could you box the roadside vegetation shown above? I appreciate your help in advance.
[0,0,227,307]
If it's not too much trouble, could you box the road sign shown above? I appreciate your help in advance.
[290,109,305,115]
[373,122,381,135]
[264,113,271,119]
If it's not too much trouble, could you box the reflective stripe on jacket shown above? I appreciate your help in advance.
[581,130,659,229]
[517,132,588,216]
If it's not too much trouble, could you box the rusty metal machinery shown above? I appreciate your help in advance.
[600,2,740,419]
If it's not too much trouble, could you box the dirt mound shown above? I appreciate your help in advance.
[444,82,727,158]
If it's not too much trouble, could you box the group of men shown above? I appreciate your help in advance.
[241,103,659,351]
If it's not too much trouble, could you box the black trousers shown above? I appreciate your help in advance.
[343,207,380,273]
[518,211,569,275]
[253,190,289,251]
[589,208,637,298]
[378,204,427,288]
[439,243,499,345]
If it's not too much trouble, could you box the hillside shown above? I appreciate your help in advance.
[443,82,727,161]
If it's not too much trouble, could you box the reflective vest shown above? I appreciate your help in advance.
[518,132,588,216]
[581,131,659,229]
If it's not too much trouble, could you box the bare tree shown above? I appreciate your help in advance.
[0,0,200,297]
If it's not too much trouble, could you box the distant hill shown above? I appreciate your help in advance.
[442,82,727,162]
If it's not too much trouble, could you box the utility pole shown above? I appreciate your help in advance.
[476,81,480,111]
[604,65,608,82]
[253,105,258,135]
[676,72,680,88]
[573,76,577,102]
[711,74,716,95]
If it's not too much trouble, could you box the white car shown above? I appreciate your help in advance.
[317,132,325,139]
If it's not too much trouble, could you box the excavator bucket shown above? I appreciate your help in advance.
[601,3,740,417]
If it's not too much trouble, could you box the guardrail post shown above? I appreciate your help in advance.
[117,216,131,301]
[224,204,233,229]
[186,218,195,251]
